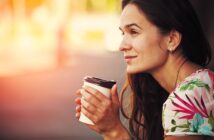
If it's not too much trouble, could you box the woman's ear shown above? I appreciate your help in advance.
[167,30,182,53]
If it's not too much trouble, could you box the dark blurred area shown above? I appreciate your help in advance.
[0,1,214,140]
[191,0,214,69]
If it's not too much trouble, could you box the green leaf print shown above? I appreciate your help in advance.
[169,120,191,133]
[177,121,191,132]
[180,84,189,91]
[174,111,179,117]
[189,85,194,90]
[171,119,176,125]
[179,79,210,92]
[182,129,190,132]
[177,123,190,128]
[205,85,210,92]
[208,111,214,130]
[171,126,176,132]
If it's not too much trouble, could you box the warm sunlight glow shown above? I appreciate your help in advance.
[0,0,121,76]
[67,14,121,52]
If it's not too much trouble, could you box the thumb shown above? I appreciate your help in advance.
[111,84,120,105]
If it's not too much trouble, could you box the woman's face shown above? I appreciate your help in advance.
[119,4,169,74]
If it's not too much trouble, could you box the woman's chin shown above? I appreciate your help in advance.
[126,67,142,74]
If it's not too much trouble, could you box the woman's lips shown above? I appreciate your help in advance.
[124,55,137,62]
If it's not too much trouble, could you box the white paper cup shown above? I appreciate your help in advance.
[79,76,116,125]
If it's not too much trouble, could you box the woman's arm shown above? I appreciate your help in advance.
[101,122,130,140]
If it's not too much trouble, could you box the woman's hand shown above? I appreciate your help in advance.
[75,89,81,119]
[75,84,130,140]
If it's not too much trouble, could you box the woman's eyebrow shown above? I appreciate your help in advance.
[126,23,142,29]
[119,23,142,31]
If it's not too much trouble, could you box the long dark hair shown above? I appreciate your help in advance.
[120,0,212,140]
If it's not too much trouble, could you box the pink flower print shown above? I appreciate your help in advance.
[208,71,214,91]
[172,92,208,120]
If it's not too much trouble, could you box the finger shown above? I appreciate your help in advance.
[75,112,80,119]
[81,106,98,124]
[75,89,81,96]
[81,89,101,108]
[83,87,112,110]
[76,105,81,112]
[83,86,113,111]
[111,84,120,105]
[81,98,101,113]
[75,97,81,105]
[83,86,109,101]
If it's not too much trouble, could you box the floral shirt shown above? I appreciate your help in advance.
[162,69,214,137]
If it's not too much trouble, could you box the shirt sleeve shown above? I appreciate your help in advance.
[162,70,214,137]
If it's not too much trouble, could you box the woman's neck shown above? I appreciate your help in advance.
[150,57,202,93]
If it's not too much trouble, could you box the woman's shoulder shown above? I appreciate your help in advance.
[176,69,213,94]
[162,68,214,137]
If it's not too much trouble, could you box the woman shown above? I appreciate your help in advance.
[75,0,214,140]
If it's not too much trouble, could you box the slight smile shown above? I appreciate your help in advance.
[124,55,137,62]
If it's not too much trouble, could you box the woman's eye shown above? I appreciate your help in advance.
[130,29,138,35]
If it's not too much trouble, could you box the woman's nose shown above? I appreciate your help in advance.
[119,38,132,51]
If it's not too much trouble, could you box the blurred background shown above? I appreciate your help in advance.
[0,0,213,140]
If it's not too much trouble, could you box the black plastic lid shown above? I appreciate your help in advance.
[83,76,116,89]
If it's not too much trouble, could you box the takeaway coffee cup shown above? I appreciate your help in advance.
[79,76,116,125]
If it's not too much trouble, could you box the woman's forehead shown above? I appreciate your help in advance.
[120,4,151,29]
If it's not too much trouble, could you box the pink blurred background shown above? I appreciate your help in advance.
[0,0,213,140]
